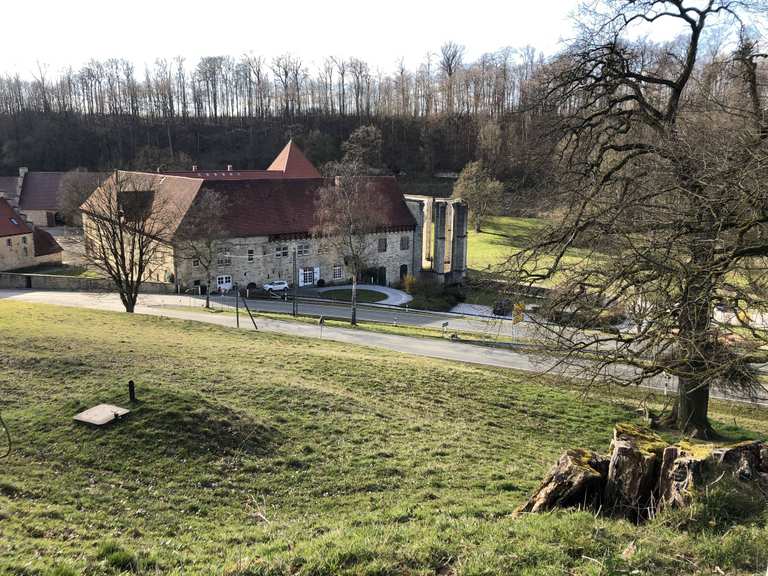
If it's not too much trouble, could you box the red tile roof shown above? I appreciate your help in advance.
[0,198,32,237]
[183,177,414,238]
[267,140,322,178]
[18,172,65,211]
[33,227,63,256]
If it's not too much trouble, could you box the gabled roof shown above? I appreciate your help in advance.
[267,140,322,178]
[33,227,63,256]
[81,171,205,239]
[0,198,32,237]
[181,176,415,239]
[18,172,65,211]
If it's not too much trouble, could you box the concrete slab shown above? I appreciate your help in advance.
[73,404,130,426]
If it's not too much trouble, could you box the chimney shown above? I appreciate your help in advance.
[192,165,198,172]
[18,167,28,178]
[227,164,233,171]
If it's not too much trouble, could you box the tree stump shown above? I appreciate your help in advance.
[517,448,608,514]
[605,424,665,514]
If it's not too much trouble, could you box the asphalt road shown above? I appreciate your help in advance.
[2,289,766,406]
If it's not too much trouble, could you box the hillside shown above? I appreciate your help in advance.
[1,302,767,575]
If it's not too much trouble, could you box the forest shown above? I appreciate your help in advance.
[0,44,553,192]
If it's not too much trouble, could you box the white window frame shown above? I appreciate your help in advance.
[216,275,232,286]
[301,267,315,285]
[247,249,254,262]
[333,265,343,280]
[297,243,310,256]
[217,249,231,266]
[275,245,289,258]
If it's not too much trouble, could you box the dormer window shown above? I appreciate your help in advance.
[9,218,17,225]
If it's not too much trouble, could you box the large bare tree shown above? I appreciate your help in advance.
[506,0,768,437]
[313,162,387,325]
[173,190,230,308]
[81,172,174,313]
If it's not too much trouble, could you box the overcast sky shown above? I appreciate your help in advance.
[0,0,580,76]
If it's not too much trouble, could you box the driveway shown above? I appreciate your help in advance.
[315,284,413,306]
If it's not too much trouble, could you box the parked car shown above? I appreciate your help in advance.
[263,280,289,292]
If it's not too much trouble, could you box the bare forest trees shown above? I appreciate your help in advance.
[313,161,388,326]
[506,0,768,437]
[80,172,174,313]
[0,47,544,121]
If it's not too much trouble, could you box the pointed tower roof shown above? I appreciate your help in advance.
[267,140,322,178]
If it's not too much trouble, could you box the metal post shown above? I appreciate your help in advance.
[292,249,298,317]
[128,380,136,403]
[235,284,240,328]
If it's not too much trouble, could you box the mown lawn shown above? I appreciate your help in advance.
[320,288,388,303]
[1,302,768,575]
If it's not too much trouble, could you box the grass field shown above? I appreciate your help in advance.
[320,288,388,303]
[2,302,768,575]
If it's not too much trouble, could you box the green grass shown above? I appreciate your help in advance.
[2,302,768,575]
[466,216,597,293]
[10,263,101,278]
[321,288,388,303]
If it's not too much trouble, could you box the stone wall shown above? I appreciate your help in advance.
[175,229,416,290]
[23,210,54,227]
[0,232,36,271]
[0,272,174,293]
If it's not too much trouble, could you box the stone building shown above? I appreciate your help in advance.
[404,195,468,284]
[81,142,467,292]
[0,198,63,271]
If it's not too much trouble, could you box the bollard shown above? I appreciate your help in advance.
[128,380,137,403]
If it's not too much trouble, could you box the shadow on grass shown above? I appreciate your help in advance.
[55,387,280,462]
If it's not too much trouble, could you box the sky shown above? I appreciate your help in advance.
[0,0,580,77]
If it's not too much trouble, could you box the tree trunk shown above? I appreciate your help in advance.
[351,275,358,326]
[675,274,714,438]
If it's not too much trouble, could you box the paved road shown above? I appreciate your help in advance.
[2,289,766,406]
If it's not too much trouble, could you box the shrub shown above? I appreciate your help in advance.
[316,278,326,287]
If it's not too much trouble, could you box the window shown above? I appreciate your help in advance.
[301,267,315,285]
[9,218,17,225]
[247,249,254,262]
[22,246,28,256]
[297,243,310,256]
[378,237,387,253]
[216,275,232,286]
[21,235,27,245]
[5,238,11,247]
[262,245,269,256]
[192,258,199,267]
[400,236,410,250]
[333,265,343,280]
[275,245,289,258]
[217,250,231,266]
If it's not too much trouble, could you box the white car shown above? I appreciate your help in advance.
[263,280,289,292]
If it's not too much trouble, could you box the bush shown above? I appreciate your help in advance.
[407,278,465,311]
[316,278,326,287]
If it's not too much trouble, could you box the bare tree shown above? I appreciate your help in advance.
[59,169,107,226]
[454,161,503,232]
[173,190,230,308]
[313,162,387,325]
[506,0,768,437]
[80,172,174,313]
[440,41,464,114]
